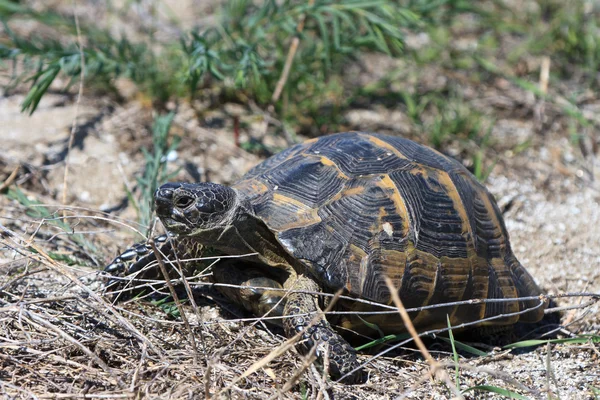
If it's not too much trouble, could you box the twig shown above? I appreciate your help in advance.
[261,0,315,135]
[0,380,40,400]
[438,361,539,397]
[217,289,343,396]
[0,223,164,359]
[38,394,135,399]
[0,347,99,377]
[130,342,147,394]
[563,280,590,325]
[383,276,464,400]
[151,240,199,364]
[534,56,550,133]
[271,0,314,104]
[539,56,550,95]
[0,165,20,192]
[311,362,332,400]
[61,0,86,215]
[267,346,319,400]
[23,309,121,385]
[162,239,213,396]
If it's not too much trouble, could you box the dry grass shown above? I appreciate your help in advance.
[0,202,598,399]
[1,1,600,398]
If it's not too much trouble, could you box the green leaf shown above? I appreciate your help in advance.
[21,65,60,114]
[590,385,600,400]
[5,187,95,253]
[504,335,600,349]
[462,385,530,400]
[354,333,411,351]
[437,337,489,357]
[447,316,460,389]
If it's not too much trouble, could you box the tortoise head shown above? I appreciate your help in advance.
[154,182,239,236]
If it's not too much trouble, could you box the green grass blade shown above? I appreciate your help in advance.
[590,385,600,400]
[437,336,489,357]
[504,335,600,349]
[447,316,460,389]
[462,385,530,399]
[5,187,96,253]
[354,333,411,351]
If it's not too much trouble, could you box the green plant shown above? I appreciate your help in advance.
[0,0,429,121]
[461,385,530,399]
[591,385,600,399]
[525,0,600,85]
[132,112,180,230]
[447,316,460,389]
[151,296,183,318]
[503,334,600,349]
[5,186,96,259]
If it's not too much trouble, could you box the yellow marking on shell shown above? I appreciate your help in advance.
[233,179,269,195]
[409,165,430,179]
[378,249,406,284]
[376,175,410,238]
[342,244,366,294]
[365,134,408,159]
[448,254,491,325]
[437,256,473,296]
[325,185,365,203]
[475,190,514,323]
[318,155,336,167]
[345,243,390,299]
[433,170,483,321]
[435,171,472,235]
[480,257,520,326]
[479,188,507,254]
[343,186,365,196]
[269,193,321,231]
[272,192,312,209]
[358,252,370,298]
[301,152,351,181]
[489,257,518,299]
[410,247,439,300]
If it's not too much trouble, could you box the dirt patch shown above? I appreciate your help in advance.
[1,91,599,399]
[1,1,599,399]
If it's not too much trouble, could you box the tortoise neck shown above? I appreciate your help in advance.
[219,201,296,269]
[179,198,294,270]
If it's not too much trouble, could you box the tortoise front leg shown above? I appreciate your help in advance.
[104,235,200,301]
[283,274,363,383]
[212,261,286,325]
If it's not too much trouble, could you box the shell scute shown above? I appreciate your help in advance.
[303,132,413,176]
[233,132,545,329]
[261,154,348,207]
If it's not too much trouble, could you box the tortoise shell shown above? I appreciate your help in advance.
[233,132,544,330]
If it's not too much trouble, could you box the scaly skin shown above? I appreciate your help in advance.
[105,182,368,382]
[211,261,286,323]
[213,263,363,382]
[106,244,363,382]
[103,235,201,301]
[282,275,363,383]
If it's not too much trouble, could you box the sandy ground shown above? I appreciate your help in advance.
[1,87,598,399]
[0,1,599,398]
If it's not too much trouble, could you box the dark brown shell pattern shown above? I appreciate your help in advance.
[233,132,544,331]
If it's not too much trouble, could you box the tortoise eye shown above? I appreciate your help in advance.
[175,195,194,209]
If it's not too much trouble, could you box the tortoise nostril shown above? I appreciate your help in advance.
[175,196,194,209]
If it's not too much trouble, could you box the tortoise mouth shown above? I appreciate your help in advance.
[160,217,192,234]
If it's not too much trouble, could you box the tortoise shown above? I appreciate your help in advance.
[105,131,546,382]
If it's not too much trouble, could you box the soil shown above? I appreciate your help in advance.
[0,2,599,399]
